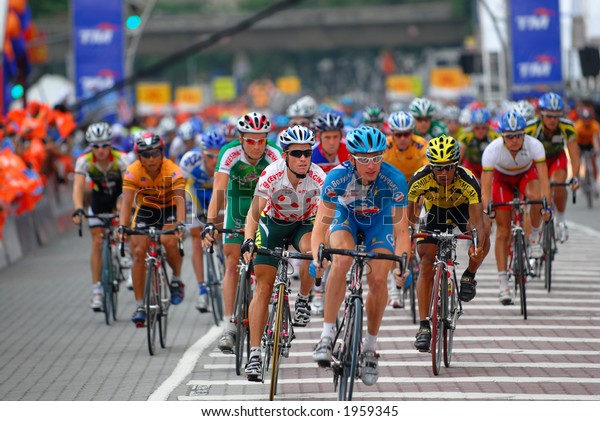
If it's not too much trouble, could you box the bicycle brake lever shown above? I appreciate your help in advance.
[178,239,185,257]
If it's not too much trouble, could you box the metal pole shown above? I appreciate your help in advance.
[125,0,158,79]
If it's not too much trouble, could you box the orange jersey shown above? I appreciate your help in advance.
[383,134,428,182]
[574,119,599,146]
[122,158,186,209]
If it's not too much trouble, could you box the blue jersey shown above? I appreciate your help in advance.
[179,148,214,211]
[321,161,407,224]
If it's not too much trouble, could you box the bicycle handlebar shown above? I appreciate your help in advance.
[118,226,184,258]
[204,227,244,254]
[551,180,577,204]
[487,196,548,218]
[76,212,118,237]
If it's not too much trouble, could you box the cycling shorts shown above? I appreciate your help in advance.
[492,166,538,210]
[418,203,470,245]
[546,150,568,178]
[330,205,395,253]
[223,195,251,245]
[578,143,594,152]
[132,205,177,229]
[462,159,482,180]
[254,215,313,267]
[87,205,113,229]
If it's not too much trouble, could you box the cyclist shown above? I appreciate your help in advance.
[311,113,348,174]
[179,130,227,313]
[409,97,447,141]
[442,105,463,139]
[222,118,238,143]
[311,125,411,386]
[408,135,489,351]
[241,125,326,381]
[574,107,599,195]
[382,111,428,308]
[201,112,282,353]
[157,116,178,157]
[287,95,317,127]
[525,92,579,242]
[118,131,187,327]
[481,111,551,305]
[513,100,536,123]
[361,104,386,132]
[169,120,203,162]
[458,107,500,180]
[72,122,129,311]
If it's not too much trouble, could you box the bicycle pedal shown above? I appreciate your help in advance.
[134,321,145,328]
[92,307,102,313]
[317,360,331,369]
[247,374,262,383]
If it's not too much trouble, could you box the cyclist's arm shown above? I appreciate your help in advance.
[480,170,493,209]
[311,200,336,262]
[392,206,411,260]
[72,172,86,211]
[118,188,136,228]
[206,172,229,226]
[468,201,487,247]
[244,195,267,242]
[173,187,187,225]
[566,138,580,185]
[407,200,420,227]
[534,161,552,204]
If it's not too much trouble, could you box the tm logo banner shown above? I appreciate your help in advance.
[510,0,562,87]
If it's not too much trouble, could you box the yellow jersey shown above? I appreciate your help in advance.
[122,158,186,209]
[574,119,599,146]
[383,134,428,182]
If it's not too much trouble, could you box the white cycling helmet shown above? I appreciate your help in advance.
[388,111,415,132]
[85,122,112,144]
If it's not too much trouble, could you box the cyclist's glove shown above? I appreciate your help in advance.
[176,222,186,233]
[569,177,579,187]
[72,208,84,218]
[117,225,127,237]
[240,238,255,256]
[201,223,216,240]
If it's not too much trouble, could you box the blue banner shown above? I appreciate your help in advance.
[72,0,124,122]
[510,0,562,89]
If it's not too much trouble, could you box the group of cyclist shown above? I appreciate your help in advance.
[72,90,588,387]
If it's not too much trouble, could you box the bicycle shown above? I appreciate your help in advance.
[119,226,184,356]
[412,227,477,376]
[489,192,547,320]
[77,212,126,325]
[580,149,597,208]
[317,234,406,401]
[254,241,312,401]
[403,227,420,325]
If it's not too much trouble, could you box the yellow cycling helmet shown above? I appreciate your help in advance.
[426,135,460,163]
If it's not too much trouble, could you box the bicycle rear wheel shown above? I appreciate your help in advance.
[269,283,286,401]
[234,265,251,376]
[514,233,528,320]
[584,155,594,209]
[542,221,555,292]
[145,264,159,356]
[158,263,169,349]
[205,253,224,326]
[431,264,445,376]
[409,257,418,324]
[100,240,113,325]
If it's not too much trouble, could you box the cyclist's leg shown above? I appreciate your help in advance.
[189,226,208,311]
[89,225,104,309]
[548,153,569,240]
[292,221,316,326]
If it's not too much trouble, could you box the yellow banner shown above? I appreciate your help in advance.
[385,75,422,98]
[429,67,466,89]
[175,86,203,112]
[136,82,171,105]
[212,77,237,102]
[276,76,301,95]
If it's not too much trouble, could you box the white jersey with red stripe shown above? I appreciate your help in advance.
[255,159,326,222]
[481,134,546,176]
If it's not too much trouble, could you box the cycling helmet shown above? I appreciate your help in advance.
[388,111,415,132]
[237,112,271,134]
[426,135,460,163]
[443,105,461,121]
[279,125,316,148]
[470,108,491,125]
[297,95,318,116]
[85,122,112,144]
[497,110,527,133]
[312,113,344,132]
[203,130,227,150]
[513,100,536,121]
[134,131,165,152]
[538,92,564,112]
[158,116,177,135]
[222,121,237,139]
[361,104,385,124]
[409,97,435,118]
[345,126,387,154]
[177,121,196,141]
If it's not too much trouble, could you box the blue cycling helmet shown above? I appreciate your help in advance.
[538,92,564,112]
[498,110,526,133]
[177,121,196,141]
[279,125,315,148]
[470,108,491,125]
[345,126,387,154]
[203,130,226,150]
[388,111,415,132]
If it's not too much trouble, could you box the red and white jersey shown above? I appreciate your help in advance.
[255,159,326,221]
[482,134,546,176]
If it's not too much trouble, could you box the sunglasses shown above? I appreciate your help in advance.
[473,125,488,130]
[287,149,313,158]
[503,132,524,140]
[139,150,162,159]
[542,113,561,119]
[243,137,267,146]
[392,131,412,138]
[353,154,384,165]
[431,163,458,171]
[92,143,110,149]
[415,117,431,122]
[204,152,219,159]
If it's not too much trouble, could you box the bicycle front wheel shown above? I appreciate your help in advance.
[431,264,445,376]
[145,264,159,356]
[409,258,418,324]
[269,283,286,401]
[205,252,224,326]
[444,273,459,368]
[101,240,113,325]
[234,265,250,376]
[542,221,555,293]
[514,233,528,320]
[158,263,169,349]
